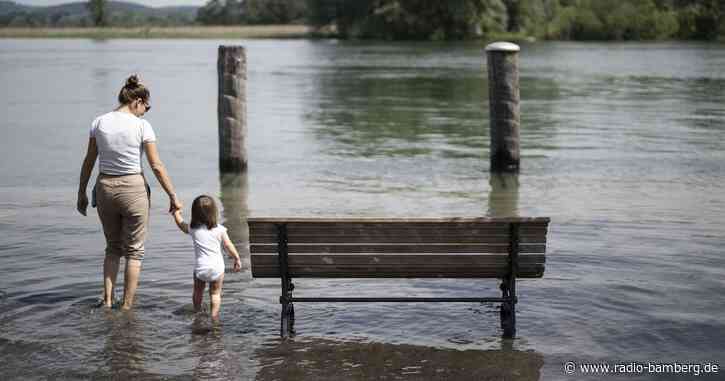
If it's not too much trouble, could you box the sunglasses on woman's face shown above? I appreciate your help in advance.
[137,99,151,112]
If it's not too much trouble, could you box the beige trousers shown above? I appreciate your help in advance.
[95,173,150,261]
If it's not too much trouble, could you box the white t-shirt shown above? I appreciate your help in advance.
[189,225,228,279]
[90,111,156,175]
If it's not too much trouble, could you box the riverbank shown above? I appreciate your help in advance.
[0,25,316,39]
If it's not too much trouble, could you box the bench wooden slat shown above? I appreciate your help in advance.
[248,217,550,223]
[252,253,544,265]
[250,243,546,254]
[248,221,548,236]
[251,266,545,278]
[251,254,544,278]
[250,233,546,245]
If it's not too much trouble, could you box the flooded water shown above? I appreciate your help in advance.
[1,39,724,380]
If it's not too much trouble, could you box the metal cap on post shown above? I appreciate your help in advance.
[486,42,520,173]
[218,45,247,173]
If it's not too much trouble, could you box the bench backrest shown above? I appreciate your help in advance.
[248,217,549,279]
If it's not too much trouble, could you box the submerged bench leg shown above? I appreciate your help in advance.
[500,278,516,338]
[279,278,296,338]
[280,301,294,338]
[501,301,516,338]
[280,281,295,338]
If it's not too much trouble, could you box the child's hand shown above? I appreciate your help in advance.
[233,258,242,272]
[171,208,189,234]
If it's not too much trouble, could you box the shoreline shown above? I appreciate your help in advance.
[0,25,319,39]
[1,26,722,43]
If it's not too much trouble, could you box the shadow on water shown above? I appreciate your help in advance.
[488,173,520,217]
[254,336,543,381]
[219,171,251,270]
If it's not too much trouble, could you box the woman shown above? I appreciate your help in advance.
[77,74,181,309]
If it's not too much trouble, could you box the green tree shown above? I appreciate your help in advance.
[86,0,107,26]
[306,0,507,40]
[244,0,307,24]
[197,0,244,25]
[674,0,723,39]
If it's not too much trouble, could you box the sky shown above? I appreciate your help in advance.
[15,0,207,7]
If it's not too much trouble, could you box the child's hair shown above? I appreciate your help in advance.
[190,195,218,230]
[118,74,150,106]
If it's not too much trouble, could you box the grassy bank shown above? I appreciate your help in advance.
[0,25,316,39]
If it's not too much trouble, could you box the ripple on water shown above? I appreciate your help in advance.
[17,291,79,305]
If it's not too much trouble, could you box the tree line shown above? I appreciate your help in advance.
[3,0,722,41]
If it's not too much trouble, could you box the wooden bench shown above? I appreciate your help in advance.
[248,217,550,339]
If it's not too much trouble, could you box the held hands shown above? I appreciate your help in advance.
[170,205,190,234]
[169,195,183,213]
[77,192,88,216]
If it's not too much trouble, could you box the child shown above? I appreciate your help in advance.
[172,195,241,320]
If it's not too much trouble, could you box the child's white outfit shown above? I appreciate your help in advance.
[189,225,227,282]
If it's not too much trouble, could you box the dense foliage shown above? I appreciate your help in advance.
[197,0,306,25]
[299,0,725,40]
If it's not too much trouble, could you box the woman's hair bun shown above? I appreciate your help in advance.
[118,73,150,105]
[125,74,141,88]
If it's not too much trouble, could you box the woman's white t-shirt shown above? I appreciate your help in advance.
[90,111,156,175]
[189,225,227,282]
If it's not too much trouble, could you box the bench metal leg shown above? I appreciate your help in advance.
[276,223,295,338]
[501,223,519,339]
[289,303,295,335]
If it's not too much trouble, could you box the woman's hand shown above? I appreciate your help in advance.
[233,257,242,272]
[77,137,97,217]
[77,192,89,216]
[169,196,183,213]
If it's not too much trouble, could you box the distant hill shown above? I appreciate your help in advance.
[0,1,199,26]
[0,1,31,15]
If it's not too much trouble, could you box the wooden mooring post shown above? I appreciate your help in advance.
[218,46,247,172]
[486,42,520,173]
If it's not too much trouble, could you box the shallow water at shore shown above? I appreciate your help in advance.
[1,39,724,379]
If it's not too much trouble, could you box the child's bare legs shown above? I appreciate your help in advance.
[121,259,142,310]
[209,274,224,320]
[103,254,120,307]
[193,275,206,312]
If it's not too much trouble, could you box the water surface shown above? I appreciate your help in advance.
[1,39,724,380]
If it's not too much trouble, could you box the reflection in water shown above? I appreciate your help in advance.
[488,174,519,217]
[307,68,488,158]
[190,316,240,380]
[219,172,250,270]
[104,311,146,379]
[255,337,543,381]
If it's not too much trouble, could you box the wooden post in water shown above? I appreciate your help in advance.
[486,42,520,173]
[217,46,247,172]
